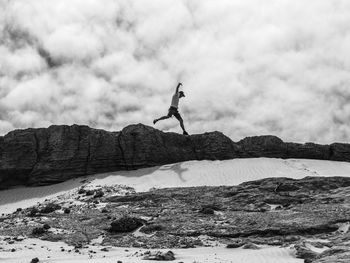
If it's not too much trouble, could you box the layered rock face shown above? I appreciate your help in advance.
[1,123,350,189]
[0,124,235,189]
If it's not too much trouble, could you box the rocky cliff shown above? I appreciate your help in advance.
[1,123,350,189]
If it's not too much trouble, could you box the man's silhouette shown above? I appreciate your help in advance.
[153,83,188,135]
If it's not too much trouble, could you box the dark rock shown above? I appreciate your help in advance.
[0,124,235,189]
[30,258,39,263]
[94,190,104,198]
[78,188,86,194]
[28,207,39,217]
[226,241,245,248]
[109,193,152,203]
[199,204,221,215]
[13,236,24,241]
[43,224,50,230]
[110,216,144,233]
[140,224,165,234]
[64,208,71,214]
[199,207,215,215]
[40,203,61,214]
[2,123,350,189]
[317,247,349,258]
[143,250,175,261]
[85,190,95,196]
[74,243,83,249]
[32,227,46,236]
[295,244,319,261]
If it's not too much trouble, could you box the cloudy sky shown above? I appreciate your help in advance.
[1,0,350,143]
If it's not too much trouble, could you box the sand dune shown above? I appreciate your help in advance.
[2,158,350,214]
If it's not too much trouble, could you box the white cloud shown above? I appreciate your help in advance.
[1,0,350,143]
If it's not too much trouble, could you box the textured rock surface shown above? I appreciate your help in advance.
[0,124,236,189]
[1,123,350,189]
[1,176,350,262]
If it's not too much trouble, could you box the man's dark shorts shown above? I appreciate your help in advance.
[167,106,183,121]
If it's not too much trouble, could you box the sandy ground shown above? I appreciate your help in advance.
[2,157,344,262]
[0,236,303,263]
[2,158,350,214]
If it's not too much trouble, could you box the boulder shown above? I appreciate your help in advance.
[143,250,175,261]
[110,216,144,233]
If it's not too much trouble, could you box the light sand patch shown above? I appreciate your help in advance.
[0,237,303,263]
[2,158,350,214]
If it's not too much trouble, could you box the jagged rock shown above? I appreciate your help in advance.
[93,189,104,198]
[43,224,50,230]
[27,207,39,217]
[32,227,46,236]
[2,123,350,189]
[315,246,350,262]
[143,250,175,261]
[40,203,61,214]
[78,188,86,195]
[110,216,144,233]
[85,190,95,196]
[295,244,319,262]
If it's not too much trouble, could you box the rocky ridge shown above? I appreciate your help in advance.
[1,123,350,189]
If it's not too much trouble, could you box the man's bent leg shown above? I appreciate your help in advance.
[174,112,188,134]
[180,120,188,135]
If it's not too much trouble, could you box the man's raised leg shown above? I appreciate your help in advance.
[153,115,170,124]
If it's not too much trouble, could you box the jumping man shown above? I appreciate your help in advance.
[153,82,189,135]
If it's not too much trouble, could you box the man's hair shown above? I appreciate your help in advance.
[179,91,185,97]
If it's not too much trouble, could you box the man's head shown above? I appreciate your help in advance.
[179,91,185,98]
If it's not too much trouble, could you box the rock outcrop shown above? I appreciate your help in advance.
[1,123,350,189]
[0,124,235,189]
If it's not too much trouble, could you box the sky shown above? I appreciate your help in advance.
[1,0,350,143]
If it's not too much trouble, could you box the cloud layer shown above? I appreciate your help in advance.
[1,0,350,143]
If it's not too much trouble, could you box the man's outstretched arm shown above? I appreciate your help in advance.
[175,82,182,94]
